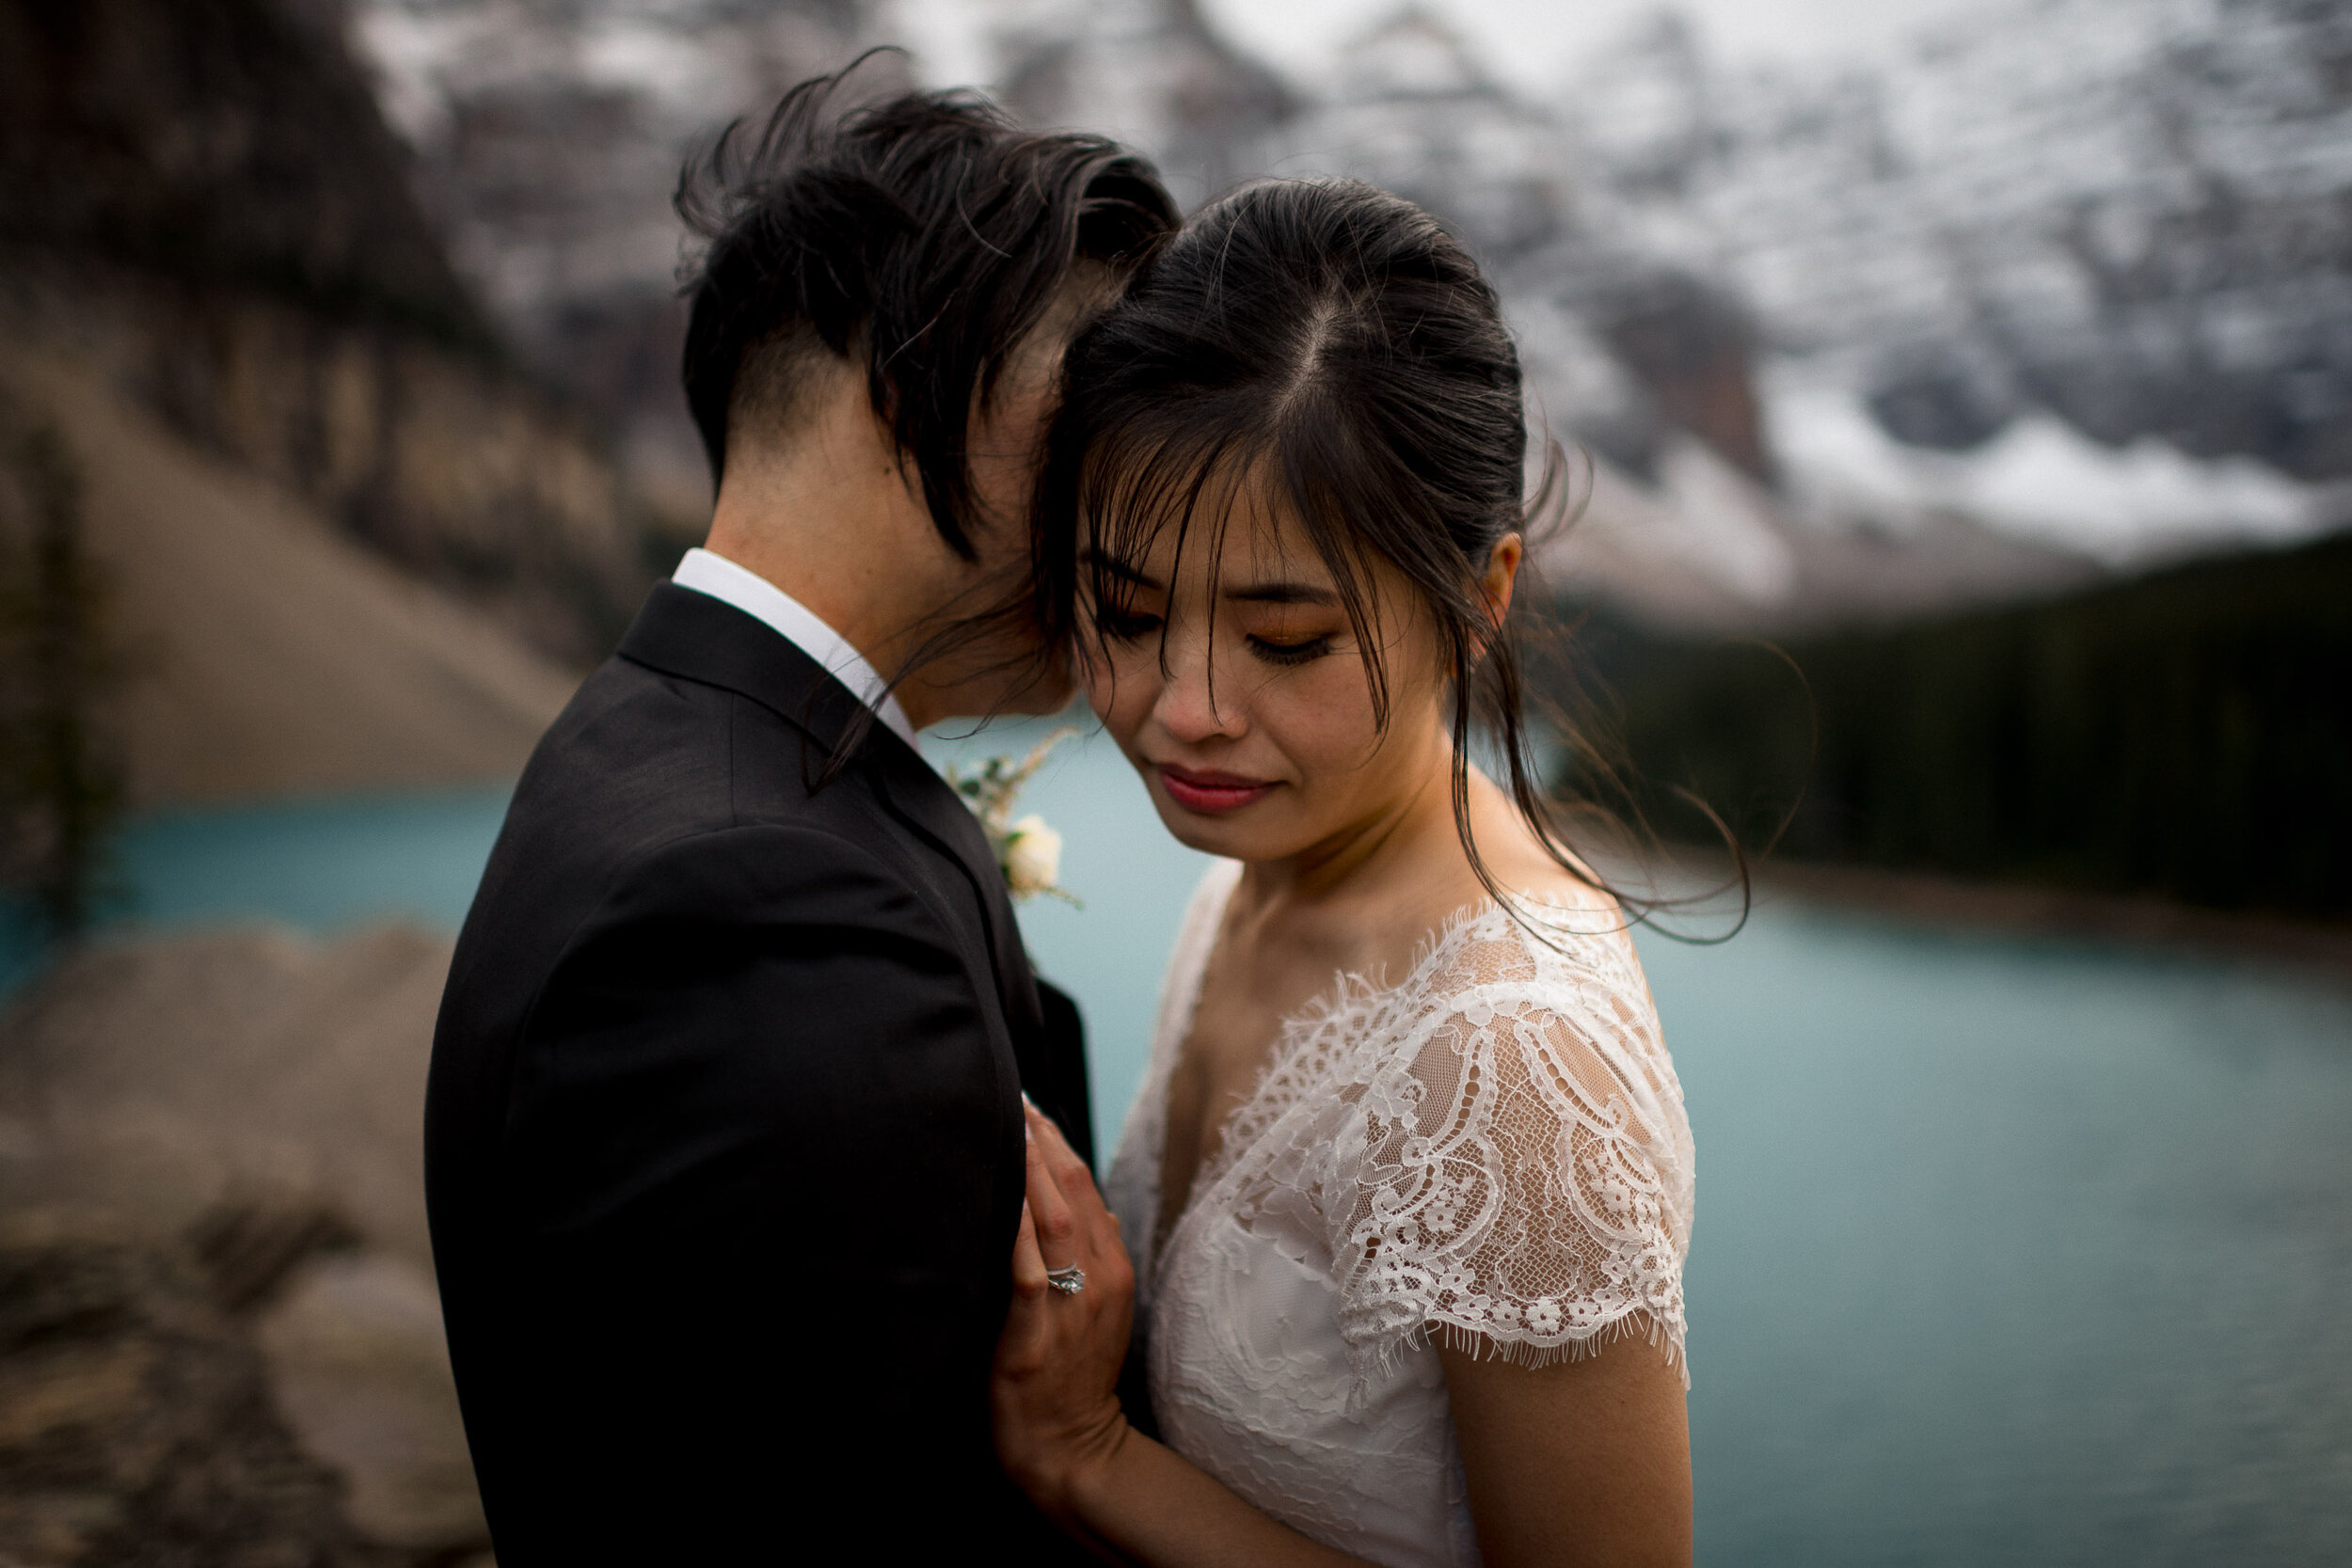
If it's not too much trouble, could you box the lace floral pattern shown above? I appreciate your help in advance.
[1106,861,1693,1565]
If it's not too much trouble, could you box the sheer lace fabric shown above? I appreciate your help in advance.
[1104,860,1693,1567]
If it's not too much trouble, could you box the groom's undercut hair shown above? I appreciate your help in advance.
[676,53,1180,560]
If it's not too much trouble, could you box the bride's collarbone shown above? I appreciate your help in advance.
[1155,894,1412,1232]
[1155,968,1290,1236]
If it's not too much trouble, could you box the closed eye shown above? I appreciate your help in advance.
[1247,633,1334,667]
[1095,607,1164,642]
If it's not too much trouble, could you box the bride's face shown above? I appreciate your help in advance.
[1080,475,1449,863]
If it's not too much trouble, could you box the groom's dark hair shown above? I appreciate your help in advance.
[676,53,1179,559]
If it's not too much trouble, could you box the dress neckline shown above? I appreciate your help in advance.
[1151,865,1629,1264]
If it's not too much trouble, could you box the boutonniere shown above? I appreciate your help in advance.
[945,726,1081,906]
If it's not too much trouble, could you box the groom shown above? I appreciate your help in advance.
[424,68,1176,1564]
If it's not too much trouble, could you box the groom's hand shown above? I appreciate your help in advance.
[993,1102,1135,1529]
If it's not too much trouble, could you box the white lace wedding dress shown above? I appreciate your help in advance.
[1104,859,1695,1567]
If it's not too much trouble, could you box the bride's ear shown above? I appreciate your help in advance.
[1476,533,1522,647]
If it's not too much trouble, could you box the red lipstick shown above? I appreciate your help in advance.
[1156,763,1277,815]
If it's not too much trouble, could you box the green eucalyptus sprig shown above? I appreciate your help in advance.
[944,726,1081,906]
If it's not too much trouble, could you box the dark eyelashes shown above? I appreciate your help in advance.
[1096,610,1162,641]
[1091,610,1335,668]
[1246,635,1333,667]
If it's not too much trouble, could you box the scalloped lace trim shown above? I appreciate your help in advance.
[1120,871,1693,1397]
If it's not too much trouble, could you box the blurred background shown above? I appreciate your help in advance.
[1,0,2347,1563]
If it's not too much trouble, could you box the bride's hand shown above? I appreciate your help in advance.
[993,1101,1135,1521]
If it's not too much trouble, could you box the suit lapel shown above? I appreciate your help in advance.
[618,583,1041,1038]
[866,740,1045,1039]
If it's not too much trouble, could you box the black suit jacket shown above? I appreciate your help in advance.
[424,583,1094,1564]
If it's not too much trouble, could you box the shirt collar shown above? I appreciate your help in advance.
[669,547,918,749]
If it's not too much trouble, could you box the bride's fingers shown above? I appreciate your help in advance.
[1025,1101,1099,1198]
[1025,1111,1081,1274]
[1011,1196,1046,1293]
[1002,1198,1050,1370]
[1025,1102,1118,1253]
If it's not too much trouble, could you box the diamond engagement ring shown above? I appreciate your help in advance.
[1046,1265,1086,1296]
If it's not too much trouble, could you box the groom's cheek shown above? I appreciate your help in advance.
[1025,643,1079,714]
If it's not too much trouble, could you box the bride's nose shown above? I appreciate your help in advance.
[1151,626,1246,745]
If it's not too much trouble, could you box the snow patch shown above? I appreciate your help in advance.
[1561,438,1798,607]
[1767,372,2330,565]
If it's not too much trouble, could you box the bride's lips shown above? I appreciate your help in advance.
[1156,763,1278,815]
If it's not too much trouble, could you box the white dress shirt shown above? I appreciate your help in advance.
[669,547,917,748]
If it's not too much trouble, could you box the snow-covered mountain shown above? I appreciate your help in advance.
[1569,1,2352,476]
[342,0,2352,628]
[989,0,2352,625]
[1549,0,2352,576]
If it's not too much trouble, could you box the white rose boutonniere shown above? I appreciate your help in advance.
[1003,816,1063,899]
[944,727,1081,906]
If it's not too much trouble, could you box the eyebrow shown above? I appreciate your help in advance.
[1084,552,1162,591]
[1225,580,1341,608]
[1084,552,1340,607]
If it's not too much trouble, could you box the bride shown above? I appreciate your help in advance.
[992,177,1696,1567]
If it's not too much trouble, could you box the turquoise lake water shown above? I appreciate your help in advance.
[7,719,2348,1564]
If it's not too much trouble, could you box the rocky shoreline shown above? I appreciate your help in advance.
[0,925,488,1568]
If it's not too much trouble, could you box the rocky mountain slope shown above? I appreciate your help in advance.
[1,0,662,668]
[0,0,700,809]
[0,335,577,804]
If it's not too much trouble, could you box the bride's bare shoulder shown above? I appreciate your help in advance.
[1461,776,1625,919]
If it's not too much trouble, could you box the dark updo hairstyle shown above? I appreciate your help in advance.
[1041,177,1606,911]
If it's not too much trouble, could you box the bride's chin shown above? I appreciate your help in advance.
[1150,800,1286,862]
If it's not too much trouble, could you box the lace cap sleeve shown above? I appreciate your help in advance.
[1328,916,1693,1386]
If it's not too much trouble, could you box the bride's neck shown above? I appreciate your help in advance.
[1244,726,1465,909]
